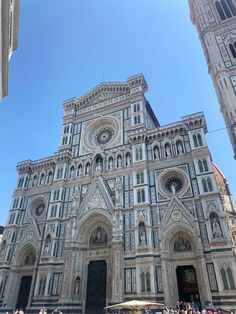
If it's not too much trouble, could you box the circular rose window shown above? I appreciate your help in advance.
[35,203,45,216]
[157,168,189,197]
[164,176,183,194]
[84,117,119,149]
[94,127,115,145]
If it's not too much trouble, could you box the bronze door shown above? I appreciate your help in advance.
[86,260,107,311]
[16,276,32,310]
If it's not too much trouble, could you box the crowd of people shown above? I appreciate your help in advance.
[162,301,234,314]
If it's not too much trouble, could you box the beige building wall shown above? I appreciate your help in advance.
[0,0,20,101]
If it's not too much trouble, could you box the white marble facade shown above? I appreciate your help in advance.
[0,74,236,313]
[189,0,236,158]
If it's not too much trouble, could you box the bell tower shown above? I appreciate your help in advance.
[189,0,236,158]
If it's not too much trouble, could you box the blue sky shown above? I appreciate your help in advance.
[0,0,235,225]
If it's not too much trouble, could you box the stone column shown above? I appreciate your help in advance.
[111,208,123,303]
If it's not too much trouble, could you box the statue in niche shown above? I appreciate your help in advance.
[165,145,171,157]
[78,165,82,176]
[71,192,79,213]
[126,154,131,166]
[177,142,183,154]
[108,158,113,170]
[154,146,159,159]
[114,177,122,206]
[139,222,147,246]
[43,234,51,256]
[74,276,80,295]
[90,226,107,245]
[117,156,122,168]
[174,236,191,252]
[85,163,90,174]
[212,218,222,238]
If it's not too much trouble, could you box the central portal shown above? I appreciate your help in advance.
[176,265,200,303]
[86,260,107,314]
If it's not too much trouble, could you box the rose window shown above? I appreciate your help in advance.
[164,176,183,194]
[94,127,115,145]
[35,203,45,216]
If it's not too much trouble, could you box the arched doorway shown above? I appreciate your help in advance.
[16,249,36,310]
[176,265,200,304]
[161,228,212,308]
[85,226,108,314]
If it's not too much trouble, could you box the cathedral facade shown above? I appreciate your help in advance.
[189,0,236,158]
[0,74,236,314]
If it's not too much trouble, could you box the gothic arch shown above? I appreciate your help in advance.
[161,224,201,255]
[76,212,112,245]
[14,243,37,266]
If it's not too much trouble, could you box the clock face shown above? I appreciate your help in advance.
[94,127,115,146]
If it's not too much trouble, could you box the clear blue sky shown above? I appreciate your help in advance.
[0,0,235,225]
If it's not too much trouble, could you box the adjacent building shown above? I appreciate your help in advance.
[0,0,20,101]
[0,74,235,314]
[189,0,236,159]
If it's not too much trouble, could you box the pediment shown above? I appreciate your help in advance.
[17,224,41,251]
[76,82,130,108]
[161,196,195,233]
[78,177,114,219]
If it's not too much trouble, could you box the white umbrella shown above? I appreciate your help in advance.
[105,300,164,311]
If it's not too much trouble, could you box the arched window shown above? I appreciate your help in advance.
[24,177,29,188]
[134,115,141,125]
[136,171,144,184]
[47,171,52,184]
[207,178,213,191]
[77,164,82,176]
[141,272,145,292]
[221,268,229,289]
[203,159,209,171]
[69,166,74,179]
[6,248,13,262]
[202,178,208,192]
[139,147,143,160]
[146,272,151,292]
[39,173,45,185]
[137,189,146,203]
[229,42,236,58]
[227,267,236,289]
[197,133,203,146]
[134,103,140,112]
[215,0,236,20]
[135,147,143,161]
[198,160,204,173]
[32,175,38,187]
[193,135,198,147]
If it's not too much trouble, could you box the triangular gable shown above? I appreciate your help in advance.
[78,177,114,219]
[161,196,195,233]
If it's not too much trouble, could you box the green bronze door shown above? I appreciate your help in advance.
[16,276,32,310]
[86,260,107,313]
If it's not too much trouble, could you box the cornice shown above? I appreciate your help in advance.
[128,112,206,143]
[62,74,147,112]
[17,157,55,174]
